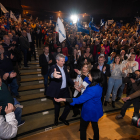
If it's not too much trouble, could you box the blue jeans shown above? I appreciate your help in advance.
[105,77,122,101]
[14,107,22,125]
[43,69,50,91]
[117,78,125,98]
[8,71,19,96]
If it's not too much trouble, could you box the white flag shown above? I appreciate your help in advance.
[0,3,8,13]
[55,17,66,43]
[10,11,17,22]
[18,14,21,23]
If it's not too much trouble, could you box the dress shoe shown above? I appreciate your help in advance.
[59,118,69,125]
[54,120,58,126]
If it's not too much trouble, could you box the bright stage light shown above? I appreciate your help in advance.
[70,15,78,24]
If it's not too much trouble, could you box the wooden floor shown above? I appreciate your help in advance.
[19,109,140,140]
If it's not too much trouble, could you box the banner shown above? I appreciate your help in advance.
[56,17,66,43]
[0,3,8,13]
[108,20,114,25]
[10,11,18,22]
[89,21,99,32]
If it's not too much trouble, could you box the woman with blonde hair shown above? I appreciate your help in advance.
[72,62,92,117]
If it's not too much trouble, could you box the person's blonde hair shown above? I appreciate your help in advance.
[81,62,92,73]
[110,52,116,57]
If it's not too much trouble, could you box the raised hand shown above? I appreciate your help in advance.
[103,66,106,72]
[97,65,100,70]
[5,103,14,114]
[133,63,136,67]
[74,69,80,74]
[74,81,79,86]
[48,60,52,64]
[10,72,17,78]
[3,73,9,80]
[54,98,66,102]
[53,68,61,78]
[10,54,14,59]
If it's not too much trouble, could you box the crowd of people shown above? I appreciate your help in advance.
[0,14,140,140]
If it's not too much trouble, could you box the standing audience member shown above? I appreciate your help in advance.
[19,30,30,68]
[93,56,111,104]
[39,46,55,94]
[104,55,125,108]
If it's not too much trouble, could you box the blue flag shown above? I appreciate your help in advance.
[116,22,122,28]
[52,21,56,25]
[77,22,89,34]
[89,21,99,32]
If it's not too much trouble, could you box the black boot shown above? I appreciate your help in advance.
[112,101,115,108]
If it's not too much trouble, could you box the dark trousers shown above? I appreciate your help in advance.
[36,36,41,48]
[120,97,140,117]
[53,88,70,121]
[22,48,28,67]
[30,42,36,60]
[80,118,99,140]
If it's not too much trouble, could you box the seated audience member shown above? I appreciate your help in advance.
[0,44,20,98]
[107,52,116,65]
[93,56,111,104]
[104,55,125,108]
[0,103,18,140]
[2,35,12,51]
[0,76,24,126]
[95,47,108,63]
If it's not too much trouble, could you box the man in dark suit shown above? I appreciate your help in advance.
[46,53,75,126]
[19,30,30,68]
[92,55,111,104]
[39,46,55,94]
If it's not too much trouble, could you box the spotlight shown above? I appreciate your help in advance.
[70,15,78,24]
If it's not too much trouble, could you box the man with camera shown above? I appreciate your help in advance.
[116,70,140,119]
